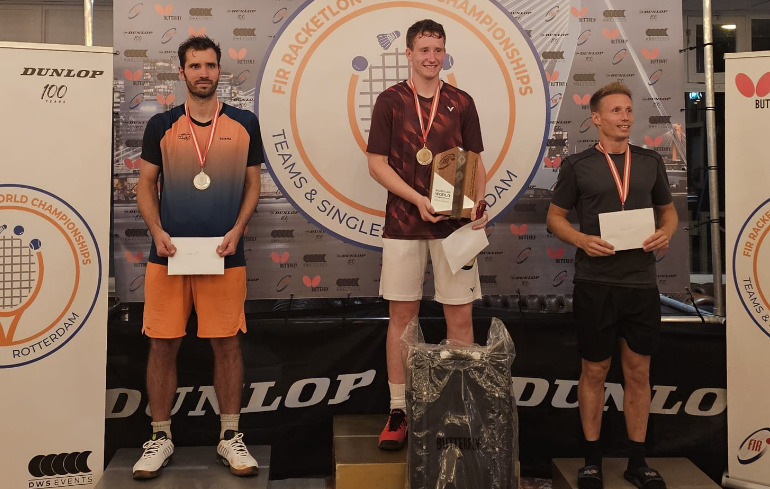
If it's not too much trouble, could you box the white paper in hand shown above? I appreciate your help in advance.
[167,237,224,275]
[598,207,655,251]
[441,222,489,274]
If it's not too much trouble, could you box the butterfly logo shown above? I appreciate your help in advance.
[642,48,660,60]
[188,26,206,36]
[573,94,591,106]
[155,4,173,15]
[228,47,247,60]
[124,158,141,170]
[302,275,322,287]
[544,156,562,169]
[124,251,144,263]
[644,136,663,147]
[547,247,565,259]
[271,251,290,264]
[156,93,175,105]
[124,69,143,81]
[602,28,620,40]
[545,71,560,82]
[735,72,770,98]
[570,6,588,17]
[510,224,529,235]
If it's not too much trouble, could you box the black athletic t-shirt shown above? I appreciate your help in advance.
[551,144,673,286]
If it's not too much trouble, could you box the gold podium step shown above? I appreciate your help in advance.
[552,458,720,489]
[333,414,407,489]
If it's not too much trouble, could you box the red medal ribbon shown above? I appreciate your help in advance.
[407,79,441,149]
[597,142,631,210]
[185,101,221,171]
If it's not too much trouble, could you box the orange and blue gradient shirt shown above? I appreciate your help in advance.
[140,103,263,268]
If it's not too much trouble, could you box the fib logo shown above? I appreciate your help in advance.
[0,185,101,368]
[737,428,770,465]
[258,0,548,250]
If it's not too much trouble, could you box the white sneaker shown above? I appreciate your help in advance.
[216,430,259,476]
[132,432,174,479]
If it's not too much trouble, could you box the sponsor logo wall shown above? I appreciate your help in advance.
[0,43,112,489]
[113,0,687,301]
[725,52,770,488]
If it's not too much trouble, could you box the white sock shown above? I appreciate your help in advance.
[389,382,406,411]
[151,420,171,440]
[220,413,240,439]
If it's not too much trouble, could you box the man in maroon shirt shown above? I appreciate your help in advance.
[367,19,488,450]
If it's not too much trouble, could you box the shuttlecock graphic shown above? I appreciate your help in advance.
[377,30,400,49]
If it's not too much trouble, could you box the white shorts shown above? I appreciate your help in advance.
[380,238,482,305]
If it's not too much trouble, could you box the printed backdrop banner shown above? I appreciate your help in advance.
[113,0,688,301]
[0,43,112,489]
[725,51,770,488]
[104,312,727,481]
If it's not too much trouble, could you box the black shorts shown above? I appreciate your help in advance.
[573,281,661,362]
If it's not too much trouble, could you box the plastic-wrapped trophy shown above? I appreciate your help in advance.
[402,317,519,489]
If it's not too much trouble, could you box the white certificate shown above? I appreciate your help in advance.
[167,237,224,275]
[441,222,489,275]
[598,207,655,251]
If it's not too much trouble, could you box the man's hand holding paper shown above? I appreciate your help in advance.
[598,207,655,251]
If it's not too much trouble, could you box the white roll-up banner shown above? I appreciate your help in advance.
[0,42,112,489]
[725,51,770,489]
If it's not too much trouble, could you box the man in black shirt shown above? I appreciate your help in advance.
[547,82,677,489]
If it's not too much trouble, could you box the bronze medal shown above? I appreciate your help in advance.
[185,101,220,191]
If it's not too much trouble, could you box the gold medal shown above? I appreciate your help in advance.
[193,171,211,190]
[408,79,442,168]
[416,146,433,166]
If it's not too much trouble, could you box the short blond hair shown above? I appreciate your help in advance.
[589,82,632,113]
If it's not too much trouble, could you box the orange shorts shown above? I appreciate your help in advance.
[142,262,247,338]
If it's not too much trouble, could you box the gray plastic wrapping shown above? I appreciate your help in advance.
[402,317,519,489]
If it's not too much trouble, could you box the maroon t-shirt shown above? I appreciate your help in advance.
[367,81,484,239]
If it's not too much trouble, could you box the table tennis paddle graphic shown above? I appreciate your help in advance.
[0,224,44,345]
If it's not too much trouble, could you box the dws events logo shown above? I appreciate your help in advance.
[0,185,101,368]
[733,197,770,338]
[258,0,548,249]
[28,451,93,486]
[737,428,770,465]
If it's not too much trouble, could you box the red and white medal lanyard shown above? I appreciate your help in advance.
[596,142,631,210]
[186,101,220,175]
[407,79,441,154]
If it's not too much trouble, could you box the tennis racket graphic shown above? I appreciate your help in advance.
[0,225,44,345]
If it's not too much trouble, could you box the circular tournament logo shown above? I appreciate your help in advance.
[733,197,770,339]
[0,185,101,368]
[258,0,549,249]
